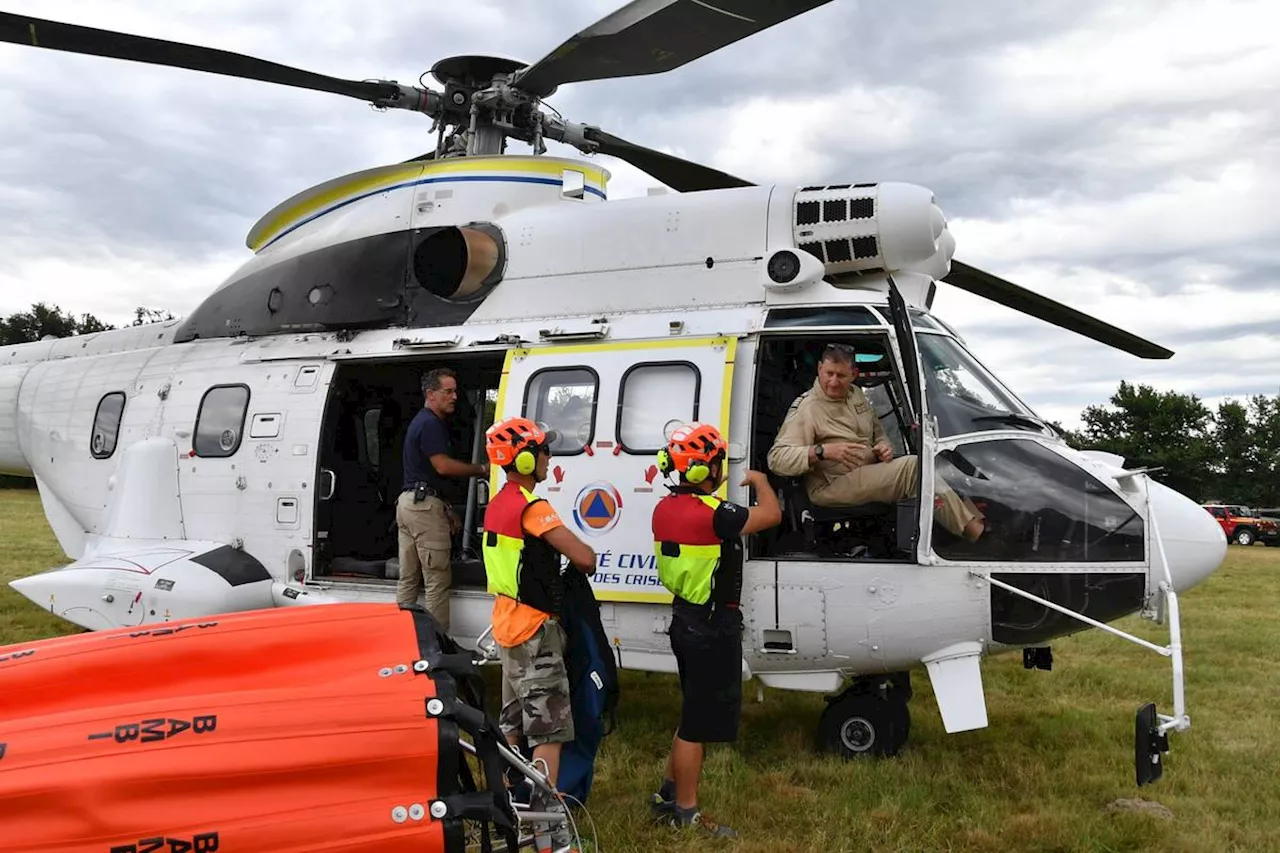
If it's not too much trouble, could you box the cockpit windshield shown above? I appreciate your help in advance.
[917,332,1054,440]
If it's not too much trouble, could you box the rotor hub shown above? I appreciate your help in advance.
[430,55,545,94]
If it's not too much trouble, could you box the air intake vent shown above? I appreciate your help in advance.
[790,183,951,278]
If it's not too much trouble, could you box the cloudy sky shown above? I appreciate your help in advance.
[0,0,1275,428]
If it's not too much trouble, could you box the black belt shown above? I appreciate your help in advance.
[402,483,442,497]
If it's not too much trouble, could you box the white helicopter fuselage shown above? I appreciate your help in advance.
[0,155,1226,742]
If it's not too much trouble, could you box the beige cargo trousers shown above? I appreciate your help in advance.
[809,454,979,537]
[395,491,452,632]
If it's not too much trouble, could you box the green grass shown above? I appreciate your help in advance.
[3,489,1278,851]
[0,490,85,643]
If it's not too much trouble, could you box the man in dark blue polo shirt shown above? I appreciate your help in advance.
[397,367,488,632]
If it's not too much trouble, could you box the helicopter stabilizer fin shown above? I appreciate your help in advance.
[921,641,989,733]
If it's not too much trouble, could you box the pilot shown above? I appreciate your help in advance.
[396,367,489,631]
[648,422,781,838]
[766,342,985,543]
[481,416,596,851]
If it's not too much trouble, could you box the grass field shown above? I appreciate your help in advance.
[3,488,1279,852]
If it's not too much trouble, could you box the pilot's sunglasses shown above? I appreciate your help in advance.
[823,343,856,357]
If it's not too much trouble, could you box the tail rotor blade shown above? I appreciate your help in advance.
[943,260,1174,359]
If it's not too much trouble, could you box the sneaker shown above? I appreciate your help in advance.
[668,809,738,838]
[648,790,676,821]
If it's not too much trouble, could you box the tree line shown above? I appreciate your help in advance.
[1052,381,1280,509]
[2,302,1276,508]
[0,302,173,345]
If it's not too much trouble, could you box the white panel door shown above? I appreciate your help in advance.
[495,335,739,603]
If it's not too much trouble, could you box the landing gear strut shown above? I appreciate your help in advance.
[816,672,912,758]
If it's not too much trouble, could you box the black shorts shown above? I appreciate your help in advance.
[668,605,743,743]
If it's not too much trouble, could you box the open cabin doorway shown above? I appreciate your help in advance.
[313,352,505,591]
[747,328,918,562]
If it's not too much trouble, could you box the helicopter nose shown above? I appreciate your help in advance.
[1147,479,1227,591]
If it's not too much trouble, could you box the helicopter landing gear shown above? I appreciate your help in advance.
[1023,645,1053,671]
[816,672,912,759]
[1135,702,1171,786]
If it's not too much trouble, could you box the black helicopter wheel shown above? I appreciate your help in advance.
[816,681,911,759]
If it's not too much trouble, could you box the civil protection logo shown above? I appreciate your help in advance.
[572,481,623,536]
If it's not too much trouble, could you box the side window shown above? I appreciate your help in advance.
[617,362,700,453]
[523,367,598,455]
[90,392,126,459]
[194,385,250,458]
[932,438,1144,563]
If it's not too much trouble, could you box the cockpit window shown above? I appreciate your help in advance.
[917,333,1052,439]
[931,438,1145,563]
[908,310,941,331]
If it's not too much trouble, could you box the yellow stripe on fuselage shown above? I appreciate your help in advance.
[247,156,610,252]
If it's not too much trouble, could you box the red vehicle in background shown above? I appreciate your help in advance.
[1202,504,1279,546]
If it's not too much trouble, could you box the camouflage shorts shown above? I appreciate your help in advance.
[499,620,575,746]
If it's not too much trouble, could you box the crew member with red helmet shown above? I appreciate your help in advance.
[648,421,781,838]
[483,416,596,852]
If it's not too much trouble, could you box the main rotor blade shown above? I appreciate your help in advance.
[513,0,836,98]
[942,260,1174,359]
[0,12,402,103]
[586,127,754,192]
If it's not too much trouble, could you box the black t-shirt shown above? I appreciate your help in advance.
[402,408,449,491]
[712,500,750,540]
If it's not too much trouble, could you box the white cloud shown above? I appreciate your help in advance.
[950,159,1272,268]
[986,0,1278,117]
[0,246,243,324]
[701,84,938,182]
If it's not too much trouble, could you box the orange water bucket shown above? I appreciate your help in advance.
[0,602,514,853]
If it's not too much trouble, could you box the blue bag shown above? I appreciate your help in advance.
[555,569,620,805]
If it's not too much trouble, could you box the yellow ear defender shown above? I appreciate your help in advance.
[684,461,710,484]
[514,445,537,475]
[656,447,674,475]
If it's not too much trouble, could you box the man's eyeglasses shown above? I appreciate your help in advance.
[822,343,856,358]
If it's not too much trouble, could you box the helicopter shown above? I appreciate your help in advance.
[0,1,1227,788]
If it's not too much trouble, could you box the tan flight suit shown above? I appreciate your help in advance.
[396,492,453,631]
[766,378,979,537]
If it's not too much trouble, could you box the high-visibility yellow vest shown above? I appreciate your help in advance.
[482,482,564,616]
[652,492,724,605]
